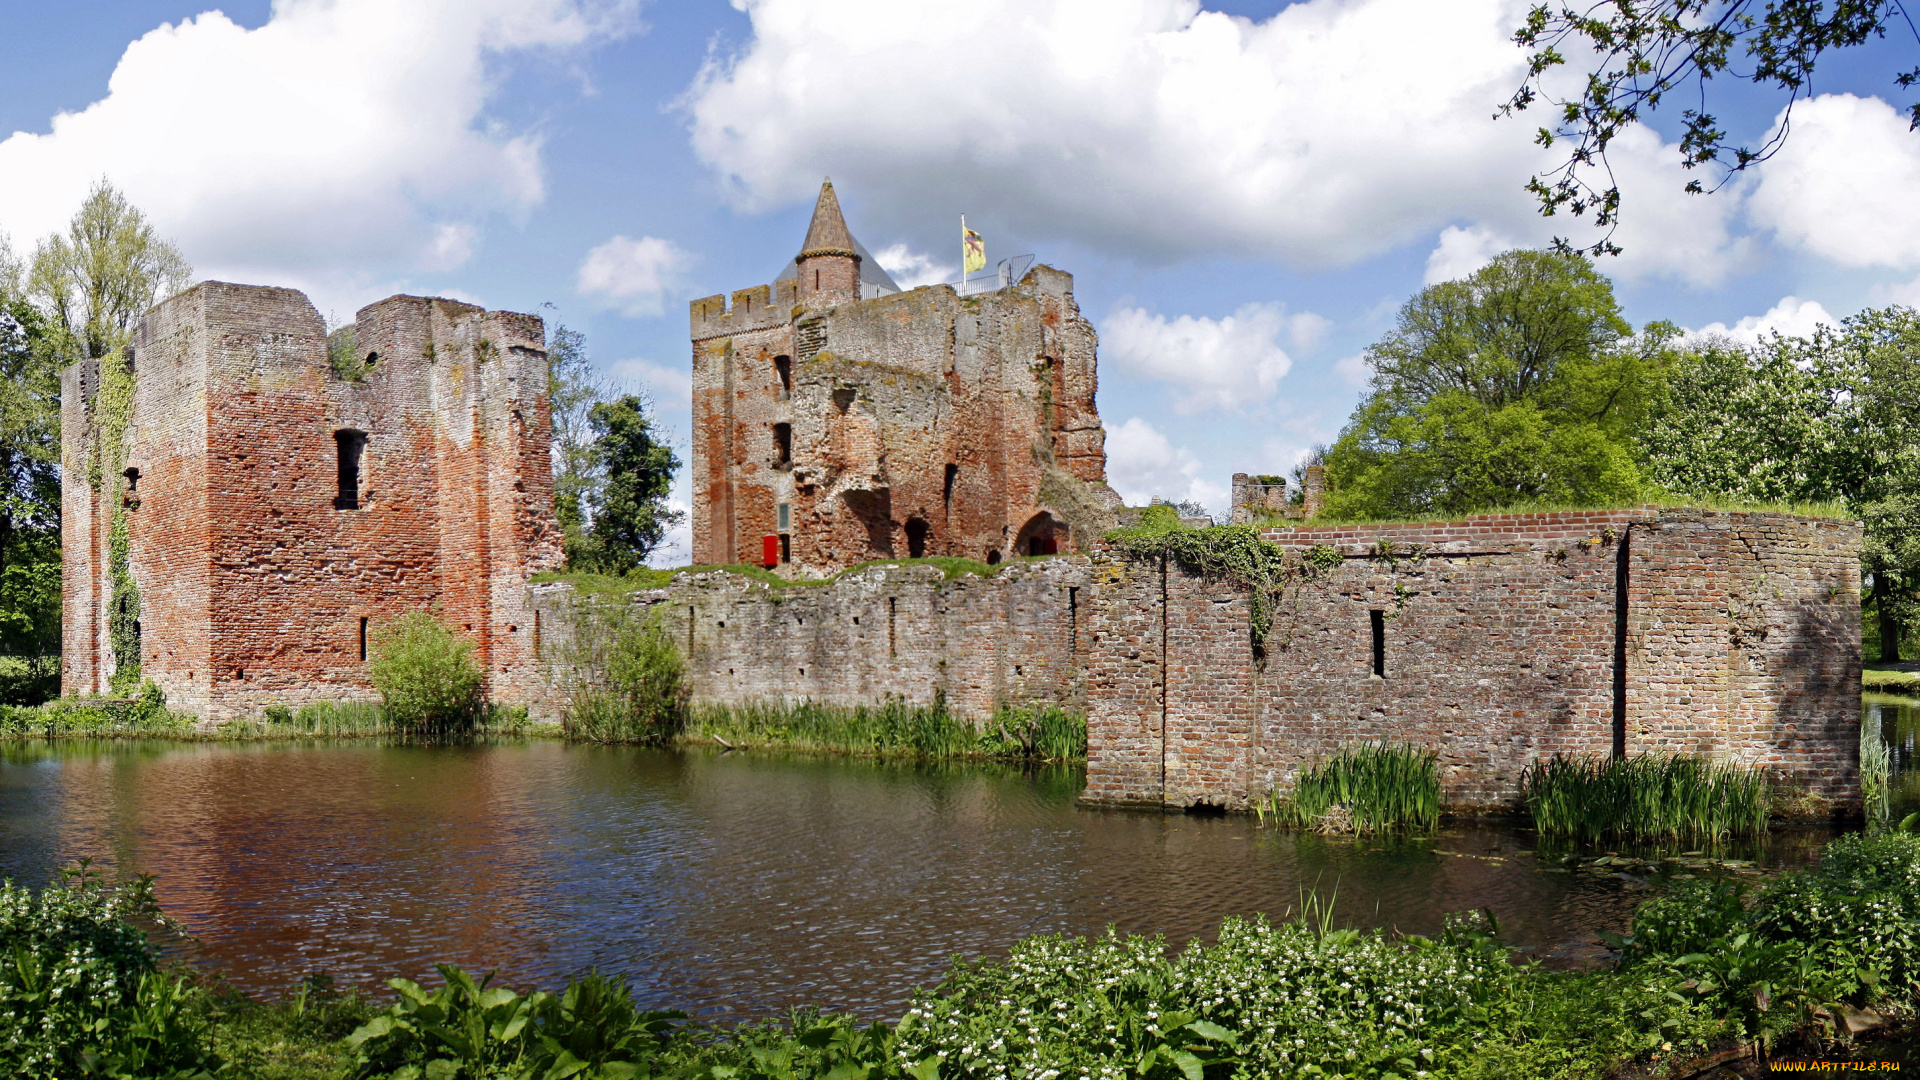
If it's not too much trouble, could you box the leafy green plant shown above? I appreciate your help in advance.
[1264,742,1440,834]
[1863,708,1892,832]
[0,861,221,1078]
[557,600,687,744]
[368,612,484,736]
[1519,752,1769,843]
[686,698,1086,762]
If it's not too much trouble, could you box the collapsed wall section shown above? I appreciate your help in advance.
[529,559,1091,721]
[1083,509,1862,814]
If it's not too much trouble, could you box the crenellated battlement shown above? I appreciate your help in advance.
[690,278,800,341]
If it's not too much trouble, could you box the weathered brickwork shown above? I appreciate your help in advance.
[1084,509,1862,814]
[528,559,1090,721]
[691,181,1119,576]
[62,282,563,719]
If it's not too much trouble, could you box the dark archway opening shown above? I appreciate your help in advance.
[1015,512,1061,557]
[905,518,930,558]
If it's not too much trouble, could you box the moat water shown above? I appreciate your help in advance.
[0,703,1910,1020]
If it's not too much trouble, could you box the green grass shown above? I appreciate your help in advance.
[1865,666,1920,691]
[1261,742,1441,834]
[532,555,1044,598]
[0,698,542,741]
[685,698,1086,762]
[1519,753,1770,843]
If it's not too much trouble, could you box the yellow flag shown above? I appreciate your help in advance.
[962,218,986,274]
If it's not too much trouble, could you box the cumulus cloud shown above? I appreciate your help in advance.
[1748,94,1920,271]
[0,0,638,311]
[872,243,955,289]
[1693,296,1839,344]
[1104,417,1229,517]
[608,356,693,410]
[1101,301,1314,413]
[578,235,690,317]
[686,0,1561,269]
[1424,224,1514,284]
[1333,351,1371,388]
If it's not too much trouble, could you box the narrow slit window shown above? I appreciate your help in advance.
[775,355,792,398]
[888,596,897,658]
[779,534,791,564]
[334,429,367,510]
[358,617,369,661]
[773,423,792,466]
[1369,609,1386,677]
[777,502,791,532]
[944,464,958,508]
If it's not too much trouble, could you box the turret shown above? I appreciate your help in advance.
[794,179,862,310]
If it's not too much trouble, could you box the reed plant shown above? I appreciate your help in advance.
[687,698,1087,762]
[1862,708,1893,831]
[1519,753,1769,843]
[1264,742,1440,834]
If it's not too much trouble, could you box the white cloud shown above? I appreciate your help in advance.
[1694,295,1839,344]
[871,243,955,288]
[1424,224,1514,284]
[577,235,690,317]
[608,356,693,410]
[0,0,638,312]
[1104,417,1228,517]
[648,497,693,568]
[686,0,1556,269]
[1332,351,1371,388]
[1101,301,1303,413]
[1748,93,1920,270]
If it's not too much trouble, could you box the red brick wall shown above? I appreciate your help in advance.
[1083,509,1862,814]
[63,283,562,720]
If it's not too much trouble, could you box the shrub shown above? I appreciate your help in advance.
[0,862,221,1078]
[558,600,687,743]
[368,612,484,735]
[1266,742,1440,833]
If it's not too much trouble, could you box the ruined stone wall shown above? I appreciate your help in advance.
[528,558,1091,722]
[1083,509,1862,813]
[690,265,1113,576]
[62,282,562,719]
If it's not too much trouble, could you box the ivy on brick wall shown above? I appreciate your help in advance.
[96,347,141,693]
[1106,505,1346,652]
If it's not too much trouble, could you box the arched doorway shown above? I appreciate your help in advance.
[1014,511,1061,557]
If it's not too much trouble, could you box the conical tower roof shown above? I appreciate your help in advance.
[797,179,859,259]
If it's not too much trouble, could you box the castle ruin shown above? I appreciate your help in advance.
[62,282,562,719]
[689,181,1120,575]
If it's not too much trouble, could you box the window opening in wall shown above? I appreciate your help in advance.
[123,468,139,493]
[987,549,1001,565]
[814,269,820,290]
[833,387,856,413]
[905,518,929,558]
[778,502,791,532]
[334,429,367,510]
[888,596,897,658]
[1369,609,1386,678]
[779,534,791,564]
[365,351,379,370]
[1068,586,1079,650]
[773,423,792,466]
[533,610,541,653]
[122,467,141,509]
[359,617,369,662]
[944,464,958,507]
[775,355,792,398]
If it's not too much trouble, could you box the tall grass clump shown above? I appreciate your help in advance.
[556,598,688,743]
[1520,753,1770,843]
[986,702,1087,762]
[367,612,484,736]
[1863,708,1893,831]
[689,697,978,758]
[1266,742,1440,834]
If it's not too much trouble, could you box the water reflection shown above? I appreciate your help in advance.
[1869,693,1920,819]
[0,740,1845,1020]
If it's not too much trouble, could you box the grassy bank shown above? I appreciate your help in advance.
[7,830,1920,1078]
[0,698,544,741]
[685,699,1087,762]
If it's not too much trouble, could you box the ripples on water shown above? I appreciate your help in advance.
[0,734,1868,1020]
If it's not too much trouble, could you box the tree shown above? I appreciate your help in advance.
[27,180,190,363]
[1641,307,1920,661]
[1507,1,1919,253]
[1321,250,1668,519]
[546,323,601,556]
[572,394,683,574]
[0,238,61,699]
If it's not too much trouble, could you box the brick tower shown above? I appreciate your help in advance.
[61,282,563,719]
[689,180,1120,576]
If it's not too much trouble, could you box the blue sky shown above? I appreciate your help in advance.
[3,0,1916,563]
